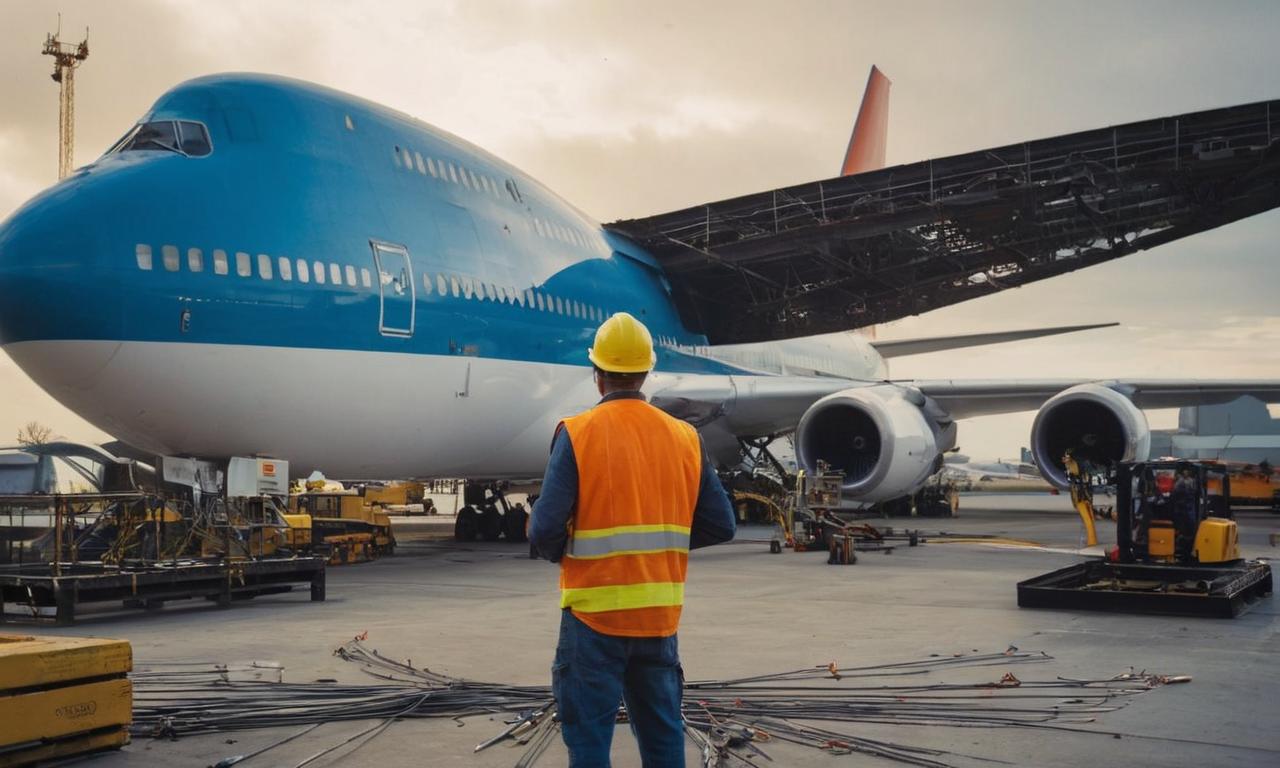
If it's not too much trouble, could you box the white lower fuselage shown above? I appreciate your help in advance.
[6,332,886,479]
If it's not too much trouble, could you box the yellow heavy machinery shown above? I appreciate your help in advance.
[1113,460,1237,565]
[226,496,312,558]
[361,481,425,509]
[1020,459,1271,617]
[287,490,395,565]
[1065,456,1236,562]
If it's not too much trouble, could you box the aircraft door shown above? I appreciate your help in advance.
[371,241,414,337]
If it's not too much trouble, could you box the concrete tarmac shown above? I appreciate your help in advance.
[12,495,1279,767]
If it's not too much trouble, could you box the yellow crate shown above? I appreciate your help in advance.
[0,635,131,692]
[0,677,132,746]
[0,725,129,768]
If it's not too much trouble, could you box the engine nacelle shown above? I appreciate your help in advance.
[1030,383,1151,489]
[795,386,944,503]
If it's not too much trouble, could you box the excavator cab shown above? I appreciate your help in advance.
[1116,461,1237,565]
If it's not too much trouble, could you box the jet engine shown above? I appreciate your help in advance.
[1030,384,1150,489]
[794,386,947,503]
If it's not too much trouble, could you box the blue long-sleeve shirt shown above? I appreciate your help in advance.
[529,392,737,562]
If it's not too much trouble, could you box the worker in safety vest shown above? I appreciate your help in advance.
[530,312,736,767]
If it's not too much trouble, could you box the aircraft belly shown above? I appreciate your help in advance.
[2,340,600,480]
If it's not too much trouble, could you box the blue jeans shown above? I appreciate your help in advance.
[552,609,685,767]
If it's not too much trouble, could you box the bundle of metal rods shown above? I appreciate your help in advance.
[130,639,1187,768]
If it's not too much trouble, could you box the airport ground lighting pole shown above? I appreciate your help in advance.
[42,23,89,180]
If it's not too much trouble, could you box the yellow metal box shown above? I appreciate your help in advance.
[0,677,132,745]
[1147,522,1176,558]
[1194,518,1239,563]
[0,634,131,691]
[1,633,132,758]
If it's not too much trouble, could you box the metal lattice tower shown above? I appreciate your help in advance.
[42,21,89,179]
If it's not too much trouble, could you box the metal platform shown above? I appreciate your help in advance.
[0,557,326,625]
[1016,558,1273,618]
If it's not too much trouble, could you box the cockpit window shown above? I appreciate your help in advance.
[111,120,212,157]
[178,121,212,156]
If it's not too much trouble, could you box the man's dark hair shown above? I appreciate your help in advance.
[594,366,647,390]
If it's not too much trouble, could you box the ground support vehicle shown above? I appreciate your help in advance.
[287,491,395,565]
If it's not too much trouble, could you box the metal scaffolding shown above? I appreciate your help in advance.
[610,100,1280,344]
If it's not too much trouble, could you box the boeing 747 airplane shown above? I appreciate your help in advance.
[1,68,1278,520]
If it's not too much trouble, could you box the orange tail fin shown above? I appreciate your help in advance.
[840,65,891,176]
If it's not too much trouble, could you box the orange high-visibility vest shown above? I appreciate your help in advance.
[559,398,703,637]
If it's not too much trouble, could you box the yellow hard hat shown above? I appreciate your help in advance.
[587,312,656,373]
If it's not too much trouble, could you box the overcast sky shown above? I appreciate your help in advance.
[0,0,1277,461]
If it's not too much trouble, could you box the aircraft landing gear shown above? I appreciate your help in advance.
[454,505,479,542]
[478,503,503,542]
[458,482,527,543]
[504,502,529,543]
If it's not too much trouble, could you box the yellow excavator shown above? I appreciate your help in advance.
[1065,452,1239,564]
[286,488,395,565]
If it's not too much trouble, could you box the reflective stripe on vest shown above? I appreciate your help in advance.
[567,524,691,559]
[560,581,685,613]
[558,398,702,638]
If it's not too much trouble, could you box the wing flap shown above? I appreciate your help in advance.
[871,322,1118,358]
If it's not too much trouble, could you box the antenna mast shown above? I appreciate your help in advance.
[42,17,89,179]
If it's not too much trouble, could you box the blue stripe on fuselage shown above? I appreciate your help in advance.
[0,74,742,376]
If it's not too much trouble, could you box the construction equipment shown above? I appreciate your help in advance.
[226,496,312,558]
[1019,460,1272,617]
[0,451,329,623]
[731,491,791,552]
[361,481,426,510]
[763,462,921,562]
[912,472,960,517]
[287,491,395,565]
[1111,461,1235,564]
[0,633,130,766]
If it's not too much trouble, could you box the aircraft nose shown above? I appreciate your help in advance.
[0,177,110,346]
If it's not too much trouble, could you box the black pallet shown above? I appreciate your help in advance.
[1017,559,1272,618]
[0,557,326,625]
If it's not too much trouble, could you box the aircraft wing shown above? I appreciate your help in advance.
[608,100,1280,345]
[650,375,1280,438]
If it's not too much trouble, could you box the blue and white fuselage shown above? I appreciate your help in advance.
[0,74,884,478]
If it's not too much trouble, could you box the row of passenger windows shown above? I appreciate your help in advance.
[529,216,601,253]
[392,144,608,256]
[418,270,610,322]
[136,244,374,288]
[394,145,512,203]
[132,243,629,326]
